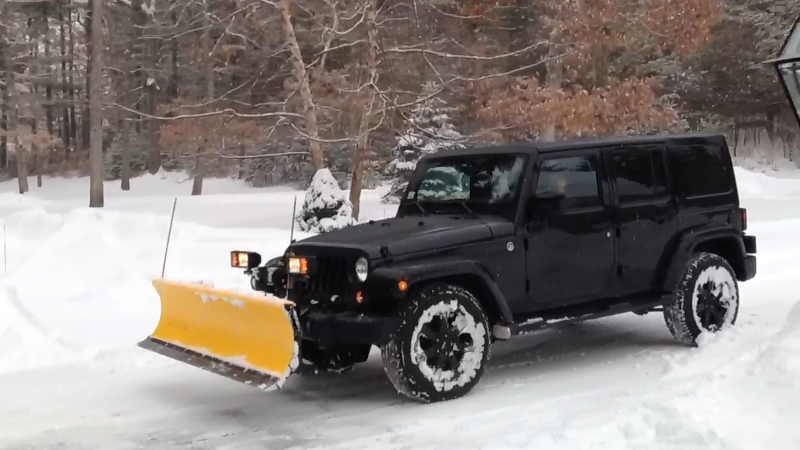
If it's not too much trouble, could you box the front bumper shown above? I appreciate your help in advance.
[299,311,400,346]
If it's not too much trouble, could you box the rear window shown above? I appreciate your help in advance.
[670,143,732,198]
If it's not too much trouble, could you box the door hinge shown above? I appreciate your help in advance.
[523,237,529,250]
[615,227,622,237]
[525,279,530,293]
[617,265,623,277]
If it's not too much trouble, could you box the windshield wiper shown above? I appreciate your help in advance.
[411,201,427,215]
[454,200,473,215]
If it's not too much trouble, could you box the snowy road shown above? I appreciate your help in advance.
[1,169,799,450]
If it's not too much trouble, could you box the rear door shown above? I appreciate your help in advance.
[606,144,677,293]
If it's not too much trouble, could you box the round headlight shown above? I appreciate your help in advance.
[355,257,369,282]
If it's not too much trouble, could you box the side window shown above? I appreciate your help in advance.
[535,155,601,209]
[610,146,668,204]
[671,144,732,198]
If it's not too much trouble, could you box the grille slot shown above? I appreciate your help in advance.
[309,255,350,297]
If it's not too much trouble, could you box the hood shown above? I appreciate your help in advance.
[288,215,514,259]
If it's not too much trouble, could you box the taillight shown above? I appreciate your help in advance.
[742,208,747,231]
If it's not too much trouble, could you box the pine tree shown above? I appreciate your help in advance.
[296,168,353,233]
[382,84,464,204]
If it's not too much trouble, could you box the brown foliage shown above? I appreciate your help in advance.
[462,0,721,141]
[157,99,264,175]
[476,77,679,140]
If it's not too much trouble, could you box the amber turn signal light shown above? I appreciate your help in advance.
[398,280,408,292]
[288,257,308,274]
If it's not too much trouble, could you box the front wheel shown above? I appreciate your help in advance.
[381,283,490,403]
[664,252,740,346]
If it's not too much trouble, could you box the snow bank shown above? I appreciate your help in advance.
[0,204,307,374]
[734,167,800,199]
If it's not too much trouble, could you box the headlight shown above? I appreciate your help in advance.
[355,257,368,282]
[287,257,308,274]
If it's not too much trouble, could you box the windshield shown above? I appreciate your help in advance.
[402,153,528,214]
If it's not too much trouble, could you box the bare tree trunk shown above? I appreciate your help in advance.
[59,3,71,151]
[191,149,205,195]
[349,0,379,221]
[43,4,54,137]
[82,8,92,153]
[279,0,324,172]
[167,9,179,99]
[68,2,77,149]
[0,107,6,170]
[2,8,27,194]
[31,117,41,188]
[541,28,562,143]
[192,1,214,196]
[120,116,131,190]
[137,0,160,175]
[0,21,7,171]
[8,78,27,194]
[88,0,105,207]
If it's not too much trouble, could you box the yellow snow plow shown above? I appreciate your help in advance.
[138,277,298,390]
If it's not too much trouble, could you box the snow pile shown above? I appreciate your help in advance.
[651,300,800,449]
[0,205,300,374]
[296,168,353,233]
[749,299,800,384]
[0,208,163,372]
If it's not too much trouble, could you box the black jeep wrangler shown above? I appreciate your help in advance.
[242,133,757,403]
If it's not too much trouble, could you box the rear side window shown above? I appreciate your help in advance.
[610,145,668,204]
[670,144,732,198]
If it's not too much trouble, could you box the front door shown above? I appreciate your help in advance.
[525,150,616,306]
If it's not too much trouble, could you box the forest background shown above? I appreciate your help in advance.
[0,0,798,216]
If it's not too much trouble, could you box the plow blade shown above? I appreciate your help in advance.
[138,279,297,390]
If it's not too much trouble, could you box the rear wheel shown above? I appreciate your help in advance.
[664,252,740,346]
[381,283,490,403]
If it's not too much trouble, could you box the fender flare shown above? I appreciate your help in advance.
[371,258,515,324]
[660,223,746,291]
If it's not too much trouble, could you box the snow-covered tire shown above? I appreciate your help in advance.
[664,252,740,346]
[380,283,490,403]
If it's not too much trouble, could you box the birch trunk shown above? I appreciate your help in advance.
[348,0,380,220]
[279,0,324,172]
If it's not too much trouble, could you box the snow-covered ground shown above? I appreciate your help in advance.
[0,165,798,450]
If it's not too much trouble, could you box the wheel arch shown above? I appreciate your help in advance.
[661,224,748,290]
[374,258,515,326]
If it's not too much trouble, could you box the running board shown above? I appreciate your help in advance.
[492,298,667,340]
[138,337,285,390]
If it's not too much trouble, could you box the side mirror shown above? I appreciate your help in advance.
[527,192,565,219]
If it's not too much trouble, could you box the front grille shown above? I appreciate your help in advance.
[309,255,350,297]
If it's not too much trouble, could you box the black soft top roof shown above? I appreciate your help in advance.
[422,132,727,160]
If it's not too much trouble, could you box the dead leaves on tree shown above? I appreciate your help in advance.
[476,77,679,140]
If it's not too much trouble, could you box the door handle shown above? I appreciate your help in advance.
[590,222,608,231]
